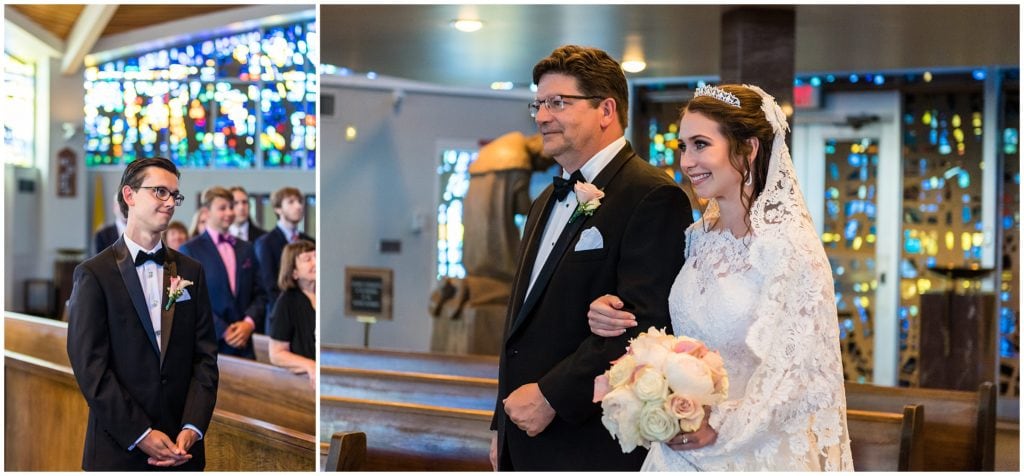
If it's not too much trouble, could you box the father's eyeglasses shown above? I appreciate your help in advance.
[528,95,603,118]
[137,186,185,206]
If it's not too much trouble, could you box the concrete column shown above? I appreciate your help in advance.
[719,7,795,111]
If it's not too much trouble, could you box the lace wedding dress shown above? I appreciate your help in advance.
[642,86,853,471]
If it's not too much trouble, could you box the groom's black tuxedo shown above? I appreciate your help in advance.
[67,237,219,470]
[492,143,691,470]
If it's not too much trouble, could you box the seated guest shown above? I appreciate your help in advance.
[189,206,208,238]
[269,240,316,387]
[93,191,126,255]
[180,186,267,359]
[163,220,189,251]
[255,186,315,329]
[228,186,267,243]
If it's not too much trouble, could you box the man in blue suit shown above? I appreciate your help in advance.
[254,186,314,330]
[180,186,267,359]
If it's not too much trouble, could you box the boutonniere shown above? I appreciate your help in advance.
[165,276,194,310]
[569,182,605,224]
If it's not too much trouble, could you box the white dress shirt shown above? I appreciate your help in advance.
[228,221,250,241]
[123,236,203,449]
[525,136,625,298]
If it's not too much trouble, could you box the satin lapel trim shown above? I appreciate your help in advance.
[159,258,176,366]
[115,240,160,357]
[505,187,556,336]
[506,148,636,338]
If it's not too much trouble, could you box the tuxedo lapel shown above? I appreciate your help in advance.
[507,147,636,338]
[114,239,160,357]
[199,232,230,288]
[505,187,556,334]
[159,257,177,366]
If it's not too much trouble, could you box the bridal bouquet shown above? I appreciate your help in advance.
[593,327,729,452]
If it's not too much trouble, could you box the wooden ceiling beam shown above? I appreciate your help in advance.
[60,4,118,75]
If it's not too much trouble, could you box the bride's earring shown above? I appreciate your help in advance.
[745,174,752,186]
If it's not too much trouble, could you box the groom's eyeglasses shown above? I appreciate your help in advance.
[137,186,185,206]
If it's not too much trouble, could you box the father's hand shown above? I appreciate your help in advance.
[139,429,191,467]
[489,433,498,471]
[503,383,556,437]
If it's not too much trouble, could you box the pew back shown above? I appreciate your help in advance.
[320,395,492,471]
[320,366,496,411]
[4,351,315,471]
[845,381,996,471]
[847,406,925,471]
[321,344,498,378]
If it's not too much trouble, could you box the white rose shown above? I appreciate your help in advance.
[663,352,715,403]
[632,367,669,402]
[630,331,671,369]
[608,354,637,388]
[600,386,644,453]
[638,401,679,443]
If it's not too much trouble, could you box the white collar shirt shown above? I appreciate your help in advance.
[525,136,625,298]
[123,236,165,352]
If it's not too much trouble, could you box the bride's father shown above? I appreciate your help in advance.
[491,45,692,471]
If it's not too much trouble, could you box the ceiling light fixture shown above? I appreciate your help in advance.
[622,60,647,73]
[451,19,483,33]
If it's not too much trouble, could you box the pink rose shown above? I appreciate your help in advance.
[574,182,605,204]
[665,393,706,432]
[593,373,611,402]
[673,339,708,358]
[702,351,729,399]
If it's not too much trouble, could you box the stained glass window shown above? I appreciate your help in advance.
[998,77,1019,397]
[898,89,986,387]
[823,138,879,383]
[83,21,316,169]
[437,148,477,279]
[3,52,35,167]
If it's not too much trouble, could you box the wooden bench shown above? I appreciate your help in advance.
[5,312,315,434]
[320,344,498,378]
[320,365,496,411]
[845,381,996,471]
[847,406,925,471]
[324,431,367,471]
[253,332,271,364]
[320,395,492,471]
[5,350,315,471]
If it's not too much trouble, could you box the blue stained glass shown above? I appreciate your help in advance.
[849,74,859,83]
[905,237,922,254]
[828,162,839,180]
[844,220,859,240]
[958,171,970,188]
[962,206,972,223]
[827,201,840,217]
[926,256,937,268]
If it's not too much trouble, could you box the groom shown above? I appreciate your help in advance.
[490,45,692,471]
[67,157,219,470]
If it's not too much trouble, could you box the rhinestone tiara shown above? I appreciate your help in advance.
[693,85,741,108]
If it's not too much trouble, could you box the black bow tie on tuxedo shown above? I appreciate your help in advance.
[552,170,586,201]
[134,247,166,267]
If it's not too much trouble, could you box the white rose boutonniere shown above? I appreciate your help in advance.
[165,276,194,310]
[570,182,605,224]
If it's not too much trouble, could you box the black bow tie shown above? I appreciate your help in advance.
[134,247,166,267]
[217,234,237,246]
[553,170,586,201]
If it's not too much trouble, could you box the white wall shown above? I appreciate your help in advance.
[319,78,536,351]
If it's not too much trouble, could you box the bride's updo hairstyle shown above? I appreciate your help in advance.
[681,85,775,221]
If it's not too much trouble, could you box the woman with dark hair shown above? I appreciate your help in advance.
[587,85,853,470]
[268,240,316,387]
[162,220,188,250]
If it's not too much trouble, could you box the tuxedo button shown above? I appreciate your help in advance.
[161,378,168,384]
[508,348,519,357]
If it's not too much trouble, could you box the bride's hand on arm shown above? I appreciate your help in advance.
[587,294,637,337]
[666,406,717,451]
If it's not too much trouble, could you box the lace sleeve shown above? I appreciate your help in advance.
[697,231,853,470]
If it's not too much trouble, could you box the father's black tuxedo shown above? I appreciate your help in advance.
[492,143,692,470]
[67,238,219,470]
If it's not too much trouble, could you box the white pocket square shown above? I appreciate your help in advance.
[176,289,192,303]
[575,227,604,251]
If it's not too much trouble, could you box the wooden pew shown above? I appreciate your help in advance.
[320,344,499,378]
[324,431,367,471]
[5,312,315,434]
[847,406,925,471]
[253,332,271,364]
[320,365,496,411]
[845,381,997,471]
[5,350,315,471]
[320,395,492,471]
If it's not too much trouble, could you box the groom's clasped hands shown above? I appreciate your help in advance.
[139,428,198,467]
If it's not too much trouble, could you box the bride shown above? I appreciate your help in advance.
[588,84,853,470]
